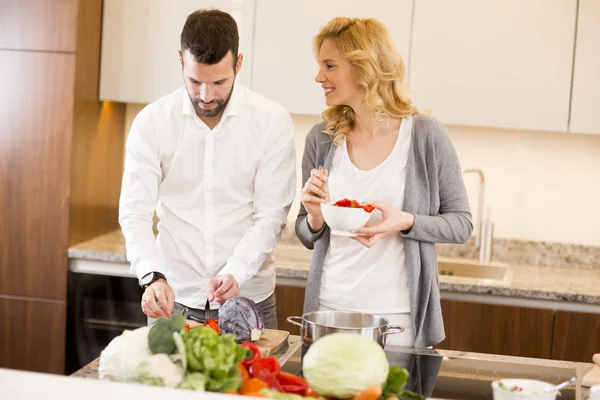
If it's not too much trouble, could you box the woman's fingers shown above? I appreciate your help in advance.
[305,182,326,198]
[310,168,328,183]
[301,192,326,205]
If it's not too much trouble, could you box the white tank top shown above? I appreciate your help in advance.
[319,115,413,313]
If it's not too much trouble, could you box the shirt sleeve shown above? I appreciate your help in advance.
[118,107,165,280]
[218,109,296,286]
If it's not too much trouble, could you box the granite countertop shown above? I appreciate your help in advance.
[71,336,303,379]
[70,335,596,399]
[68,228,600,306]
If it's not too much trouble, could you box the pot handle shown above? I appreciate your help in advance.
[287,316,303,328]
[384,325,405,336]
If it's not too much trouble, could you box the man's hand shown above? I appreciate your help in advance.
[207,274,240,304]
[141,279,175,318]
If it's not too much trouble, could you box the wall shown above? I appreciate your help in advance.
[124,104,600,247]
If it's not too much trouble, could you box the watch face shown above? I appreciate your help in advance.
[140,272,155,286]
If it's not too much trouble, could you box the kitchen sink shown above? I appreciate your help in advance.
[437,257,512,284]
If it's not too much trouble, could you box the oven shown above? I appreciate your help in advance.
[65,272,146,374]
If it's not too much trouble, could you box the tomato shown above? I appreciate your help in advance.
[362,204,375,213]
[333,198,352,207]
[239,378,269,395]
[184,324,191,332]
[350,200,360,208]
[241,342,262,368]
[277,372,308,395]
[304,387,321,398]
[238,363,250,380]
[249,356,280,377]
[205,318,220,335]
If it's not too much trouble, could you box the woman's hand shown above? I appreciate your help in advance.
[351,201,415,248]
[300,168,329,232]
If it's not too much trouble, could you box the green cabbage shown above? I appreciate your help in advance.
[302,333,389,399]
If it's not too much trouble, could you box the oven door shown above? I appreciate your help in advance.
[65,272,146,374]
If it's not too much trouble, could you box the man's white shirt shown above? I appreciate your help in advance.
[119,83,296,309]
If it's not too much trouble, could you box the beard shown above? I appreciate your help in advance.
[187,82,235,118]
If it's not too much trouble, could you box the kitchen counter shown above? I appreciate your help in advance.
[69,229,600,310]
[71,335,303,380]
[66,335,596,399]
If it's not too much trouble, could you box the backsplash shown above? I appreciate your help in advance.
[279,225,600,270]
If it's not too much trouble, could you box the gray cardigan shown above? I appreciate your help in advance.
[295,114,473,348]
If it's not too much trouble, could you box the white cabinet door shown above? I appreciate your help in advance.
[252,0,413,115]
[99,0,255,104]
[409,0,577,132]
[569,0,600,135]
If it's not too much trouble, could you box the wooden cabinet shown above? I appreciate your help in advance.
[0,296,66,374]
[99,0,255,103]
[0,0,79,52]
[551,310,600,362]
[569,0,600,135]
[275,285,305,335]
[0,50,74,299]
[0,0,125,374]
[409,0,576,132]
[439,300,554,359]
[252,0,413,115]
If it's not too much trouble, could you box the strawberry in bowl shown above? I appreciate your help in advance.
[321,198,374,237]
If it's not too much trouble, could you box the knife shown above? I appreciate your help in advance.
[172,303,206,324]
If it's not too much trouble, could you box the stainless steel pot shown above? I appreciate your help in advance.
[287,311,404,348]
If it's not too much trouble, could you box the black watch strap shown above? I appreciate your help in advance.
[139,271,167,289]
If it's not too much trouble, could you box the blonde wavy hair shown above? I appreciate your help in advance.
[314,17,417,143]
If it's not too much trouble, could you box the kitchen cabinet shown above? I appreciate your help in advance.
[409,0,576,132]
[569,0,600,135]
[0,296,66,374]
[0,0,79,52]
[99,0,255,104]
[551,310,600,362]
[252,0,413,115]
[275,285,305,335]
[0,49,74,299]
[439,300,554,359]
[0,0,125,374]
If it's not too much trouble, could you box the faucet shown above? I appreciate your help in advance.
[462,168,493,264]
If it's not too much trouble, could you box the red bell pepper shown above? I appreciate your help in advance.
[240,342,262,369]
[250,357,283,392]
[277,372,309,395]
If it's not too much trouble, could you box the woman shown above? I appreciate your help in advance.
[295,17,473,348]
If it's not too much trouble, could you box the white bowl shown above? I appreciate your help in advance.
[320,202,371,235]
[492,379,558,400]
[591,384,600,400]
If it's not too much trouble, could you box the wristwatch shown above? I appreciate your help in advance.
[139,271,167,289]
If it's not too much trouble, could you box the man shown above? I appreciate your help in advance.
[119,9,296,328]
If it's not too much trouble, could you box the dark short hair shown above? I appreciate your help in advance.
[180,9,239,66]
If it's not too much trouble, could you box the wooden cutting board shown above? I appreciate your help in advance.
[255,329,290,356]
[186,321,289,357]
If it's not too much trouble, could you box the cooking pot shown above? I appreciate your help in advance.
[287,310,404,347]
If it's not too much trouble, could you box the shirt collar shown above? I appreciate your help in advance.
[181,81,242,119]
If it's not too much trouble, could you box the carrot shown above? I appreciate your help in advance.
[352,386,383,400]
